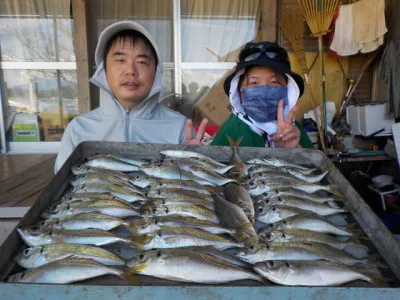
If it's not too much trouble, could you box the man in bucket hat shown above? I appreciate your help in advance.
[211,41,313,148]
[55,21,207,172]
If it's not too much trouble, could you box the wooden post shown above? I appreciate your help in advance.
[72,0,91,114]
[260,0,278,42]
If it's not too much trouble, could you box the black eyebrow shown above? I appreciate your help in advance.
[111,52,152,61]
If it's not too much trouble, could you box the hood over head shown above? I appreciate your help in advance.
[224,41,304,136]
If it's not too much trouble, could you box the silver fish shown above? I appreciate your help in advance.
[189,165,237,186]
[17,227,135,247]
[145,188,213,202]
[145,182,212,196]
[257,196,348,216]
[140,163,214,186]
[227,136,248,178]
[280,167,329,183]
[262,156,318,173]
[223,183,255,223]
[71,165,132,182]
[247,179,341,197]
[257,188,343,203]
[72,183,146,203]
[8,258,127,284]
[213,194,258,245]
[70,173,143,192]
[104,154,147,166]
[41,199,140,219]
[129,215,233,236]
[134,227,242,250]
[260,229,367,250]
[127,249,261,283]
[14,243,126,268]
[160,150,227,167]
[145,197,214,210]
[255,205,311,224]
[259,214,355,236]
[254,260,378,286]
[141,203,219,224]
[236,243,323,264]
[39,212,130,231]
[85,155,140,172]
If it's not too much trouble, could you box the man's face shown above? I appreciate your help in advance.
[105,37,156,109]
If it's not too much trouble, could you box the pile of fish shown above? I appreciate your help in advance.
[9,141,386,286]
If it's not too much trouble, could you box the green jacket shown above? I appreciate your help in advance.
[210,114,314,148]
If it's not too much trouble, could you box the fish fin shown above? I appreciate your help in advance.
[350,266,390,286]
[347,235,369,250]
[351,231,369,241]
[131,235,152,249]
[327,184,342,197]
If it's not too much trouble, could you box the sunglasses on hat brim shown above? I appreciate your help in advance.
[239,44,289,64]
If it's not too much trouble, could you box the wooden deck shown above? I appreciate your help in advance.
[0,154,56,207]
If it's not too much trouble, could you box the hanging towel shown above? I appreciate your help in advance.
[353,0,387,44]
[330,4,362,56]
[361,35,384,53]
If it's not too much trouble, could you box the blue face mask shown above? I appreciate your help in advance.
[241,85,288,123]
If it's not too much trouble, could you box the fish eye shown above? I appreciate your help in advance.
[272,207,276,211]
[265,200,269,204]
[139,254,144,259]
[282,233,286,238]
[39,221,46,227]
[165,207,169,214]
[266,244,270,250]
[136,176,140,179]
[268,223,273,228]
[157,251,161,257]
[154,219,158,225]
[275,189,279,193]
[39,247,44,254]
[278,197,282,202]
[152,208,156,214]
[285,262,290,267]
[266,234,271,240]
[283,220,287,224]
[157,190,161,195]
[267,261,274,268]
[258,207,263,213]
[66,204,70,210]
[249,245,255,250]
[249,181,254,186]
[23,248,31,255]
[262,181,266,185]
[161,199,166,204]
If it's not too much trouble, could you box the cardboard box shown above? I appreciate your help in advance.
[195,70,233,126]
[12,113,40,142]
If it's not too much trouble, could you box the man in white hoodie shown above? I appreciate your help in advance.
[55,21,207,172]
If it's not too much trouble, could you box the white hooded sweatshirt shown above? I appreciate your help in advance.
[54,22,187,172]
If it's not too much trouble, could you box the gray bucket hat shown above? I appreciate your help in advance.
[94,21,162,67]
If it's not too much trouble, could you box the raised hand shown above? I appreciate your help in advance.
[185,118,209,145]
[272,100,300,148]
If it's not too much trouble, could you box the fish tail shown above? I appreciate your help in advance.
[347,235,369,250]
[327,184,342,197]
[344,223,363,233]
[122,270,138,285]
[326,201,342,208]
[351,266,390,286]
[364,255,390,268]
[130,235,152,249]
[227,135,243,152]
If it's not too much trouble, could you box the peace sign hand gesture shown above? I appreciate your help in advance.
[272,100,301,148]
[184,118,209,145]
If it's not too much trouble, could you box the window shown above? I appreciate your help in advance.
[0,0,76,152]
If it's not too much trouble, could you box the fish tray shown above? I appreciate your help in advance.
[0,141,399,299]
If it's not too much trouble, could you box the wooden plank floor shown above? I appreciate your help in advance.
[0,154,56,207]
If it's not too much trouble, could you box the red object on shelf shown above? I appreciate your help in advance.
[194,125,220,137]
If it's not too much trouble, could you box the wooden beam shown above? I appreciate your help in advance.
[72,0,91,114]
[260,0,278,42]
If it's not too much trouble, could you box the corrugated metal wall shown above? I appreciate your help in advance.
[278,0,374,103]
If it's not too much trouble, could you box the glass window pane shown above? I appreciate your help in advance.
[3,69,78,142]
[181,69,230,122]
[181,0,260,62]
[0,1,74,62]
[87,0,173,63]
